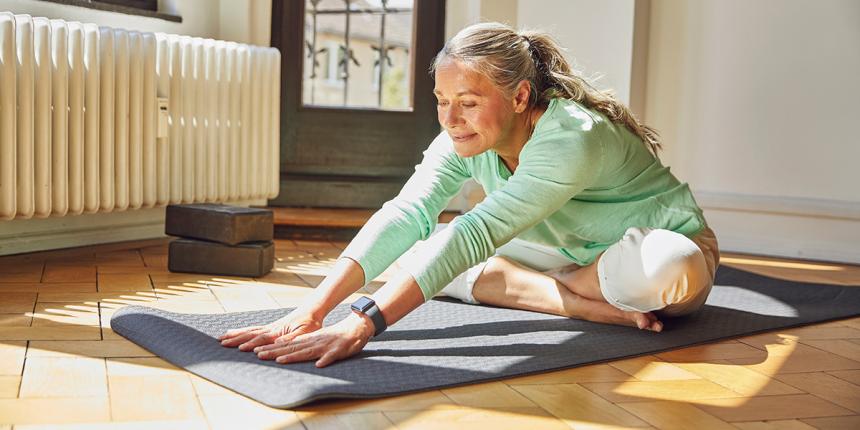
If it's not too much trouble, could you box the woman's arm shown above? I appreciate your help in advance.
[252,263,425,367]
[303,257,426,328]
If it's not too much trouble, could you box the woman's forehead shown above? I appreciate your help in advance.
[433,60,495,96]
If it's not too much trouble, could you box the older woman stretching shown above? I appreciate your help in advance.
[220,22,719,368]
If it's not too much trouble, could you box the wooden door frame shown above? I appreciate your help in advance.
[269,0,446,208]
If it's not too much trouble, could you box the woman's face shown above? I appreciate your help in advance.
[434,60,519,158]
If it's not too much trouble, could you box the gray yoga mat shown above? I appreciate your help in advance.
[111,266,860,408]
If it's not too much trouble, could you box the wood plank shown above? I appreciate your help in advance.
[775,372,860,413]
[108,375,204,421]
[828,369,860,385]
[197,394,305,430]
[441,381,537,408]
[673,361,802,397]
[105,357,185,376]
[619,401,736,430]
[0,341,26,376]
[30,302,100,327]
[0,376,19,398]
[41,264,97,283]
[382,406,571,430]
[0,326,102,341]
[19,357,108,398]
[510,384,649,428]
[580,379,743,403]
[696,394,853,422]
[800,339,860,361]
[0,292,37,313]
[0,283,97,293]
[97,273,153,292]
[608,356,701,381]
[800,415,860,430]
[0,398,111,425]
[733,420,817,430]
[27,340,153,358]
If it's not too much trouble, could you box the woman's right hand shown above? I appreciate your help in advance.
[218,310,324,352]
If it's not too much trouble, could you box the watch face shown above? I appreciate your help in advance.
[351,296,374,313]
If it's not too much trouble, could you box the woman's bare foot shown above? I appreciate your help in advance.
[626,310,663,332]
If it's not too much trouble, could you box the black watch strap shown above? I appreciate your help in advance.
[350,296,387,337]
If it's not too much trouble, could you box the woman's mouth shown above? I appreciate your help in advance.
[452,133,476,142]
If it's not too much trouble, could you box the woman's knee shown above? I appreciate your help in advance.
[597,227,712,314]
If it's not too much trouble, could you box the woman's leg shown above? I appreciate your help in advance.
[471,256,663,331]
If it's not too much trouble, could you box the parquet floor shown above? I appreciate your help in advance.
[0,238,858,429]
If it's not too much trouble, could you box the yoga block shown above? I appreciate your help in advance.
[165,204,273,245]
[168,238,274,277]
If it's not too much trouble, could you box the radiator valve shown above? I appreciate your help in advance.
[157,97,169,138]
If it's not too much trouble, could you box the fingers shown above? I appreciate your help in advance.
[219,326,263,340]
[219,328,267,348]
[253,328,310,353]
[255,340,322,364]
[315,349,340,368]
[255,338,311,359]
[237,332,279,351]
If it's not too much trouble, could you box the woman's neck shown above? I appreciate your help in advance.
[496,104,546,173]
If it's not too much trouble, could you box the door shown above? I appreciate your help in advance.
[269,0,446,208]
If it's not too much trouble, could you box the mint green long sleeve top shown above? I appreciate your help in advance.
[341,98,707,301]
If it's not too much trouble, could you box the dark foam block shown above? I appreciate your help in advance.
[111,266,860,409]
[168,238,274,277]
[165,204,273,246]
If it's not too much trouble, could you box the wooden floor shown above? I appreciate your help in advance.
[0,238,858,429]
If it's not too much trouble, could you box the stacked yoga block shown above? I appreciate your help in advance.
[165,204,275,277]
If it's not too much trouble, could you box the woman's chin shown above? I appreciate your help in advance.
[453,141,485,158]
[453,147,480,158]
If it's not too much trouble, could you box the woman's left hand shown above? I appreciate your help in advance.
[252,311,375,367]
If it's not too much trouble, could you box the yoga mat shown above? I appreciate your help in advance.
[111,266,860,408]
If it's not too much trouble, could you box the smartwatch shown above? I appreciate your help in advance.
[350,296,387,337]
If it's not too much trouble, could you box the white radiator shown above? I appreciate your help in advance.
[0,13,280,220]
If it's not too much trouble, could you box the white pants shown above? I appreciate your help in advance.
[398,223,719,316]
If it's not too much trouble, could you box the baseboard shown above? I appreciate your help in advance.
[0,199,266,256]
[695,191,860,264]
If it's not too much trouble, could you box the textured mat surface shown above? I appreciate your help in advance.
[111,266,860,408]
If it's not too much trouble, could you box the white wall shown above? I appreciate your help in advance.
[645,0,860,263]
[518,0,635,105]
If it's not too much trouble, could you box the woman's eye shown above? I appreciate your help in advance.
[437,101,449,107]
[461,102,476,108]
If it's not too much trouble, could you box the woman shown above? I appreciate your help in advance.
[220,22,719,368]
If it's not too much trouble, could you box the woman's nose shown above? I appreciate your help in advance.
[442,106,463,128]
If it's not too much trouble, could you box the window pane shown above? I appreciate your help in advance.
[302,0,414,110]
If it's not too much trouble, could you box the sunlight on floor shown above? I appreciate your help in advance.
[721,256,845,271]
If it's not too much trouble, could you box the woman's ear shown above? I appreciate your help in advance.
[513,80,531,113]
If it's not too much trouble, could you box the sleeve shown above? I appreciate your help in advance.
[399,131,605,301]
[339,131,472,286]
